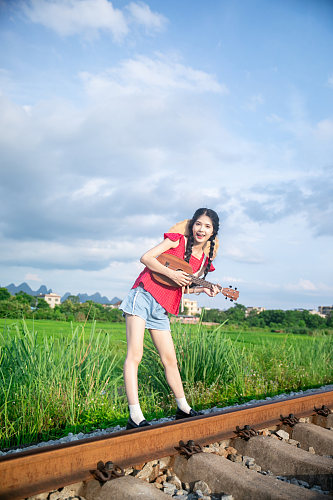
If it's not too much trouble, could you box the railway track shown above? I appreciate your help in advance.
[1,388,332,500]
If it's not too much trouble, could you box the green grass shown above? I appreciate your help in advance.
[0,318,332,449]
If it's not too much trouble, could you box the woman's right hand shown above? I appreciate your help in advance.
[169,270,192,287]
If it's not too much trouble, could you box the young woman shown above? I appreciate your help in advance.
[119,208,220,429]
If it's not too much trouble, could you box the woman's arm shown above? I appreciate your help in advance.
[140,238,192,287]
[188,285,219,296]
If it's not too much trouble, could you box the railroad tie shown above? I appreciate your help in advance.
[231,434,333,491]
[283,422,333,457]
[173,452,328,500]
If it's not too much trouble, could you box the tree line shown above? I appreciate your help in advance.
[0,288,124,322]
[201,303,333,333]
[0,288,332,332]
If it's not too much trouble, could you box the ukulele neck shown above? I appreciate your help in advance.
[189,275,220,290]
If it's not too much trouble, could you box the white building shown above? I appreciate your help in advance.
[318,306,333,317]
[245,306,266,318]
[39,293,61,308]
[183,298,201,316]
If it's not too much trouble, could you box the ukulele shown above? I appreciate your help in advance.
[152,253,239,302]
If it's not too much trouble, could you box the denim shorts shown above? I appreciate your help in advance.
[119,286,170,331]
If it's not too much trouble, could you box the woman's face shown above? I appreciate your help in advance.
[192,215,214,245]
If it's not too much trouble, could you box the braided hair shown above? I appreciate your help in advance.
[184,208,220,279]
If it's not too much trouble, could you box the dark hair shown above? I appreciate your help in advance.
[184,208,219,278]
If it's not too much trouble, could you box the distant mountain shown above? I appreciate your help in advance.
[110,296,122,305]
[61,292,122,305]
[5,282,52,296]
[3,282,121,305]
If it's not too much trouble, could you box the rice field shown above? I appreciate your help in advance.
[0,318,332,449]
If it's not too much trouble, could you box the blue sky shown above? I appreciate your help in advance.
[0,0,332,310]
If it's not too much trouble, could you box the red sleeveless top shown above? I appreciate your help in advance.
[132,233,215,315]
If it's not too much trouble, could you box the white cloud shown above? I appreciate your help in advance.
[80,54,227,96]
[72,178,111,199]
[23,0,128,40]
[126,2,167,32]
[22,0,168,40]
[0,237,157,270]
[222,244,264,264]
[285,279,333,292]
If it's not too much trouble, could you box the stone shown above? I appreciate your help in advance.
[167,474,182,489]
[225,446,237,455]
[124,466,134,475]
[136,461,154,481]
[298,480,310,488]
[299,417,310,423]
[158,456,172,469]
[242,456,255,467]
[174,489,187,496]
[48,493,60,500]
[26,493,49,500]
[204,443,220,454]
[154,482,163,489]
[155,474,167,484]
[218,440,230,448]
[193,480,211,495]
[290,478,299,485]
[310,485,323,491]
[276,429,289,440]
[48,486,84,499]
[308,446,315,454]
[162,482,177,496]
[194,489,203,498]
[150,464,161,481]
[227,453,242,463]
[221,496,234,500]
[287,439,299,446]
[183,481,190,491]
[248,464,261,472]
[261,429,271,437]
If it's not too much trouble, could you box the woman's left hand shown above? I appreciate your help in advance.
[203,285,220,297]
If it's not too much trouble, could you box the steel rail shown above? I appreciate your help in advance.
[1,388,332,500]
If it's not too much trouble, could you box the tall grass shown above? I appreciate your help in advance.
[1,320,332,449]
[0,321,124,448]
[140,321,333,410]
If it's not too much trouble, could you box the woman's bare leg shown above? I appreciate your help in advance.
[123,314,146,405]
[149,329,185,399]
